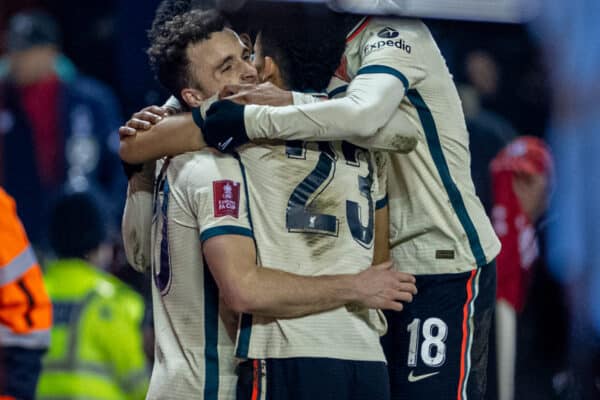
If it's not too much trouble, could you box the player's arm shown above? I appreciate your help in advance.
[243,73,408,141]
[373,205,390,265]
[190,158,415,319]
[372,150,390,265]
[201,74,409,152]
[222,78,418,152]
[202,20,426,152]
[118,85,309,164]
[120,113,206,164]
[122,162,155,272]
[203,234,414,318]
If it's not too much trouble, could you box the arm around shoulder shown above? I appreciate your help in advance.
[119,113,206,164]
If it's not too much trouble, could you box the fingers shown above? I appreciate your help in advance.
[369,263,416,284]
[371,260,393,271]
[385,270,416,287]
[382,300,404,312]
[127,107,166,130]
[220,84,257,99]
[224,92,251,105]
[119,126,137,137]
[395,271,416,283]
[258,81,276,89]
[127,118,152,131]
[397,282,418,295]
[132,110,163,125]
[374,298,404,311]
[143,105,169,118]
[362,286,415,311]
[391,288,415,303]
[120,107,166,136]
[223,83,257,94]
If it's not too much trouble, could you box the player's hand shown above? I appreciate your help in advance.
[219,83,257,99]
[220,82,294,106]
[119,106,169,138]
[354,261,417,312]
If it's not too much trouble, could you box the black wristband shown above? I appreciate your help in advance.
[204,100,250,153]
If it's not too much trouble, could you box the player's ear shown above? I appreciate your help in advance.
[262,56,280,85]
[181,88,204,108]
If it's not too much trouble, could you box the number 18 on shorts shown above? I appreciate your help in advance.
[381,262,496,400]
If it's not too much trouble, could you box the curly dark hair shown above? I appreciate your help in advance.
[148,0,217,42]
[250,3,348,92]
[147,9,226,103]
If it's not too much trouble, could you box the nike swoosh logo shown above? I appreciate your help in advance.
[217,137,234,151]
[407,371,440,383]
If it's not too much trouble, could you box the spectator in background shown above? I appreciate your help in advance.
[460,88,517,212]
[37,190,148,400]
[0,11,125,248]
[531,2,600,398]
[460,50,519,212]
[0,187,52,400]
[490,136,553,400]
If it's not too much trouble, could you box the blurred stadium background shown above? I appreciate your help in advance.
[0,0,598,399]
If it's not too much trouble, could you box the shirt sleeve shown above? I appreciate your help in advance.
[328,80,419,153]
[245,74,406,144]
[357,18,427,89]
[121,163,155,273]
[185,158,254,243]
[292,91,326,105]
[122,191,153,273]
[163,96,183,114]
[244,20,426,150]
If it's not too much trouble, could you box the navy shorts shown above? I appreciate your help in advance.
[381,261,496,400]
[236,357,390,400]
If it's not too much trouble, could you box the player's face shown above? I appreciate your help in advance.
[186,28,257,99]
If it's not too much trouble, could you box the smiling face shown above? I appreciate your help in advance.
[182,28,258,106]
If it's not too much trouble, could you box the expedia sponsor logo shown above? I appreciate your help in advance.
[378,27,399,39]
[363,38,412,56]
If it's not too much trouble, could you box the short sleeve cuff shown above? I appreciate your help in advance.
[357,65,409,93]
[375,195,389,210]
[200,226,253,242]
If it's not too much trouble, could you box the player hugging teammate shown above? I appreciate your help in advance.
[120,1,500,399]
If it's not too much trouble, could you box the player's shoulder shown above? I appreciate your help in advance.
[169,150,243,191]
[365,17,429,37]
[358,17,433,53]
[348,17,434,64]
